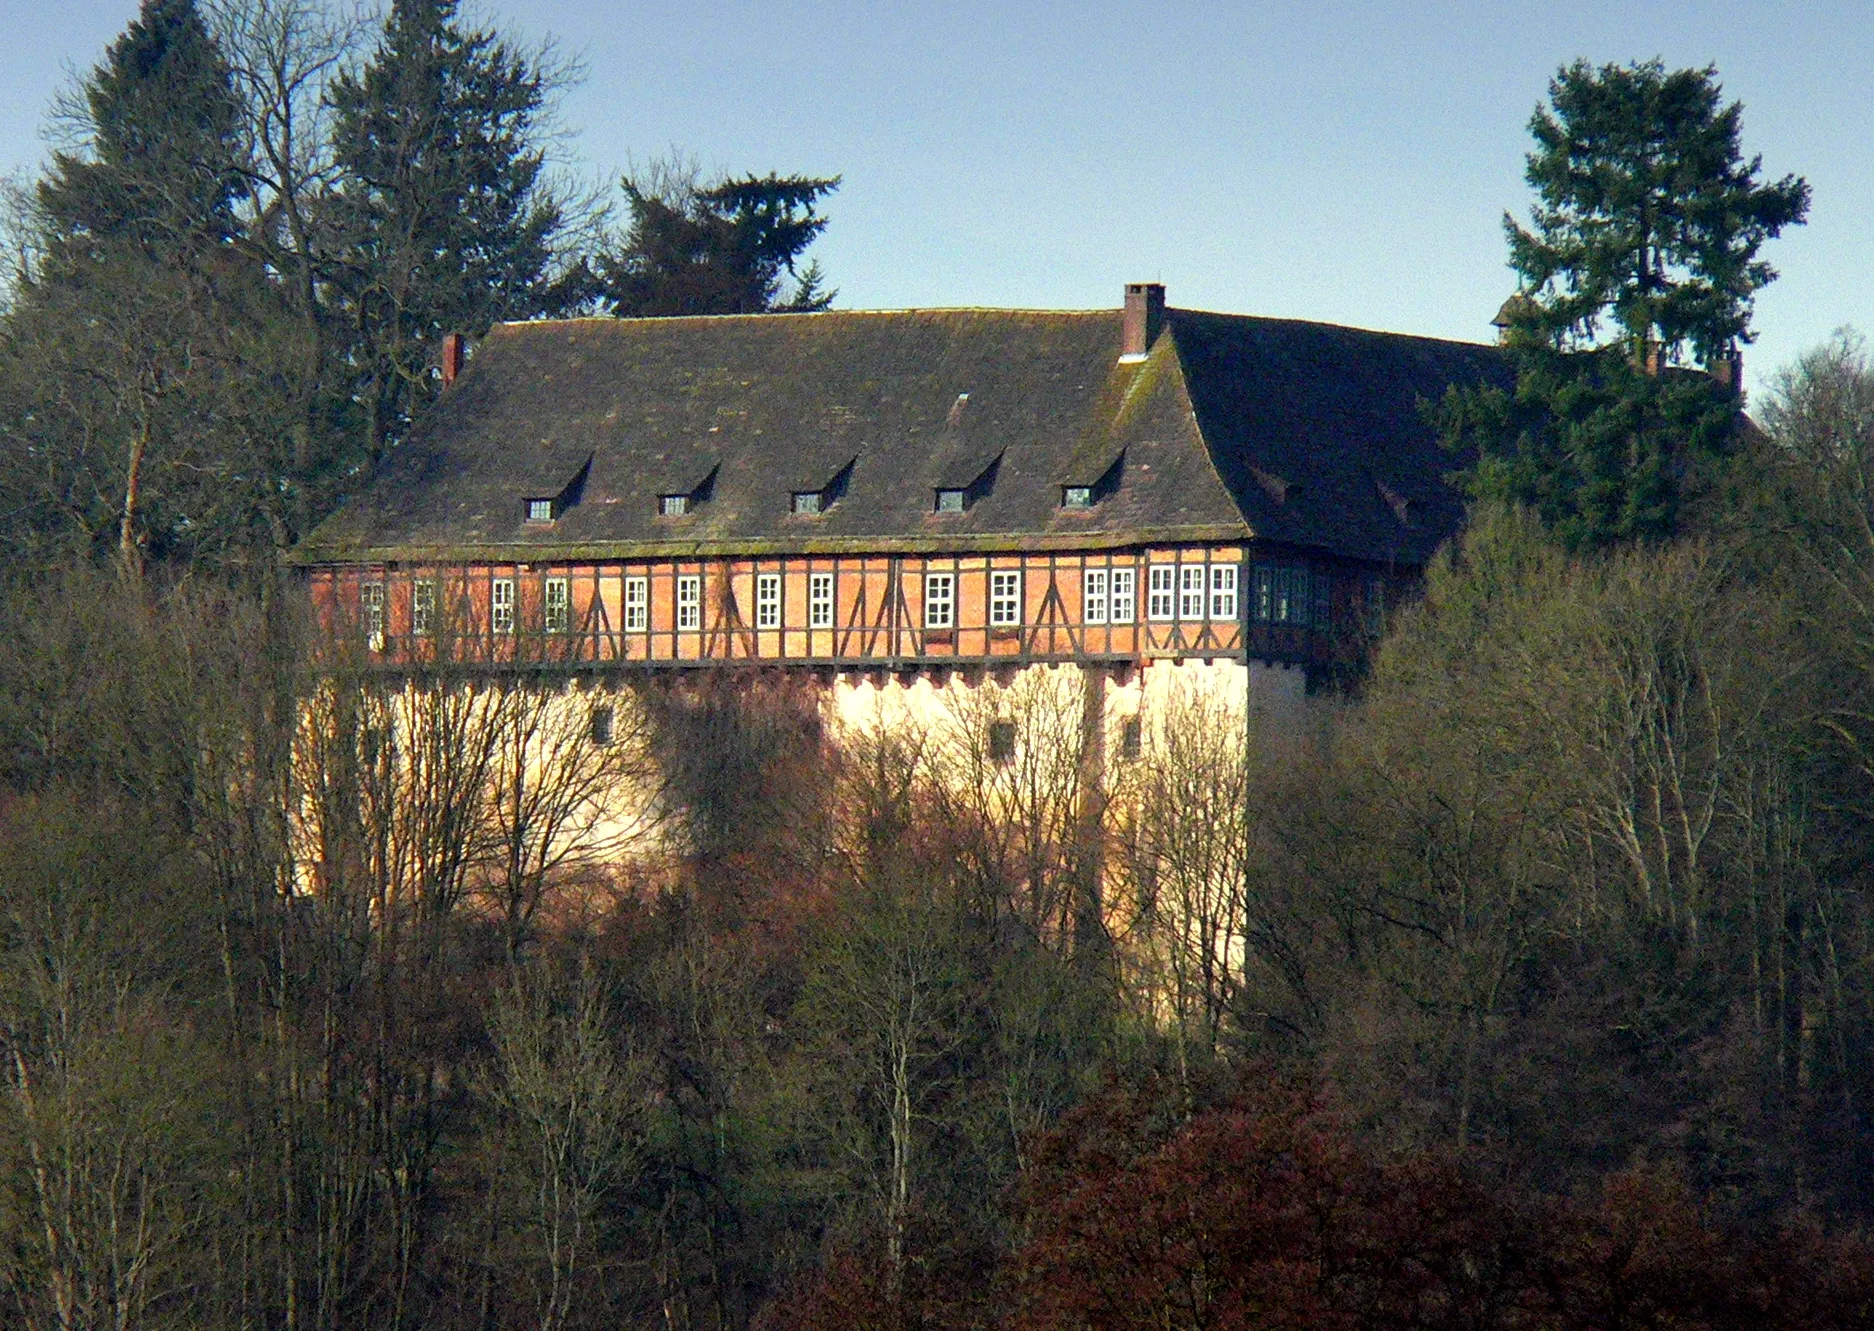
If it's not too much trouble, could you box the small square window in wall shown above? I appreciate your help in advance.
[1148,565,1176,621]
[411,580,435,637]
[935,489,966,514]
[526,498,554,523]
[1111,567,1137,623]
[756,572,782,629]
[624,575,648,631]
[809,572,835,629]
[589,704,615,747]
[1083,568,1108,625]
[990,569,1022,626]
[676,575,701,631]
[924,572,955,629]
[988,719,1017,763]
[361,581,385,648]
[1120,716,1143,761]
[792,491,823,515]
[1062,485,1093,509]
[491,578,515,635]
[1210,564,1238,620]
[1180,565,1206,619]
[661,494,691,517]
[543,576,569,633]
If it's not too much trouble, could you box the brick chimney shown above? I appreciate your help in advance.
[1708,348,1743,395]
[1121,282,1165,362]
[440,331,467,387]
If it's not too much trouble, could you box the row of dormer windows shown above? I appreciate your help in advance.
[354,559,1335,647]
[524,476,1113,525]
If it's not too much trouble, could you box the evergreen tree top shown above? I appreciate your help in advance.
[36,0,246,263]
[1505,58,1808,366]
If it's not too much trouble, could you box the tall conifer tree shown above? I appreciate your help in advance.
[326,0,571,460]
[35,0,246,267]
[1441,60,1809,549]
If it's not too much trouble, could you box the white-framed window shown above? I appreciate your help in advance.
[624,575,648,631]
[526,498,554,523]
[361,581,385,647]
[1180,564,1206,619]
[543,576,569,633]
[755,572,782,629]
[411,580,435,637]
[990,569,1022,627]
[809,571,835,629]
[1210,564,1238,621]
[1083,568,1108,625]
[676,574,701,631]
[924,572,955,629]
[491,578,515,635]
[1062,485,1093,509]
[661,494,690,517]
[1111,567,1136,624]
[1148,565,1176,621]
[792,491,822,515]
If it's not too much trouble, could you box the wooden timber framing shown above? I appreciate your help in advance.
[303,542,1384,675]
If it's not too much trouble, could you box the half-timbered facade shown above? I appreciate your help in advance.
[295,284,1507,701]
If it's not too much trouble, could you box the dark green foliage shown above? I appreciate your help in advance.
[1508,58,1809,364]
[1444,60,1806,549]
[602,171,838,317]
[1437,344,1741,547]
[325,0,574,458]
[35,0,246,266]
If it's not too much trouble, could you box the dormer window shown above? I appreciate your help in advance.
[525,498,555,523]
[1060,451,1125,510]
[792,491,823,516]
[660,494,691,517]
[935,488,967,514]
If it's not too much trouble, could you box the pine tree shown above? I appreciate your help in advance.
[35,0,246,267]
[326,0,572,460]
[603,171,838,317]
[1508,59,1809,366]
[1443,60,1809,549]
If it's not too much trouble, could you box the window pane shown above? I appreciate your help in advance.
[1148,565,1176,621]
[491,578,515,635]
[935,489,965,513]
[624,575,648,631]
[1254,566,1273,622]
[1083,568,1108,625]
[1312,568,1331,629]
[543,577,569,633]
[809,572,835,629]
[527,498,553,523]
[756,572,782,629]
[1210,564,1237,620]
[1180,565,1206,619]
[990,569,1022,626]
[1063,486,1092,509]
[411,581,434,637]
[1111,568,1136,623]
[924,572,954,628]
[661,495,689,517]
[676,574,701,630]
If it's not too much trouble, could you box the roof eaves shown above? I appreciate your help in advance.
[287,522,1256,567]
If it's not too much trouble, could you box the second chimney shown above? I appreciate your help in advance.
[1121,282,1165,362]
[440,331,467,387]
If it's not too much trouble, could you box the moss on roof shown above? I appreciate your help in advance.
[295,305,1508,567]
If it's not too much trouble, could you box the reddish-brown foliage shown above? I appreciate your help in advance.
[767,1076,1874,1331]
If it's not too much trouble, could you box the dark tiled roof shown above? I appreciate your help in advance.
[296,306,1507,566]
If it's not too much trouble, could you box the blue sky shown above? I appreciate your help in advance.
[3,0,1868,394]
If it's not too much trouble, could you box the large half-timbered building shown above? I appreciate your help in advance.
[295,284,1507,725]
